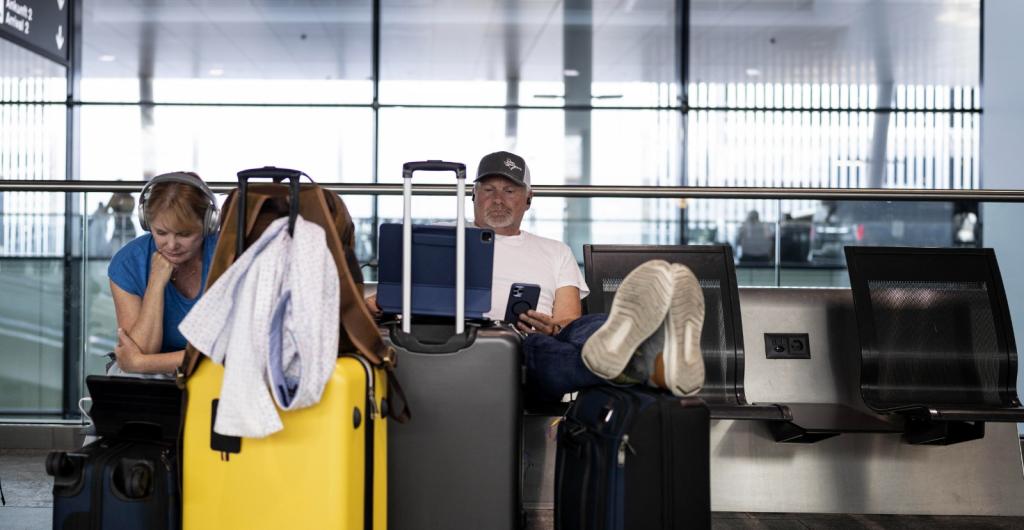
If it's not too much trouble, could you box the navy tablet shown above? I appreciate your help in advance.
[376,224,495,319]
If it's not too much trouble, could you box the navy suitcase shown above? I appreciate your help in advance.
[555,386,710,530]
[48,376,181,530]
[384,161,523,530]
[48,439,178,530]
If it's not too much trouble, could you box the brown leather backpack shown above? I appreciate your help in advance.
[177,180,408,422]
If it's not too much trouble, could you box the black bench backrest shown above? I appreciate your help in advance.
[583,244,746,406]
[845,247,1020,412]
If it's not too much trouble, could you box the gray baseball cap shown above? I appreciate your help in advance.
[475,151,531,187]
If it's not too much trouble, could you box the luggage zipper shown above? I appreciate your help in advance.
[346,354,378,420]
[610,390,641,530]
[366,379,378,420]
[159,448,172,475]
[616,434,635,467]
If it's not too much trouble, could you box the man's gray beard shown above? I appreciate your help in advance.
[484,211,514,228]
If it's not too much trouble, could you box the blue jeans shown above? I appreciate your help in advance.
[523,313,609,403]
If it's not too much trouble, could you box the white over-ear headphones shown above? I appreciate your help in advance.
[137,172,219,237]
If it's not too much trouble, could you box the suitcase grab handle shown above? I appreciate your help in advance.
[238,167,305,182]
[402,160,466,179]
[235,166,306,254]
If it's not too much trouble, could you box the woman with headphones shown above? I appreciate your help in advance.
[107,172,219,375]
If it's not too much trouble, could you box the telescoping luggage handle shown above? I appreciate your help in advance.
[401,161,467,334]
[235,166,306,255]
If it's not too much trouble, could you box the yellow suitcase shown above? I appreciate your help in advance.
[182,354,386,530]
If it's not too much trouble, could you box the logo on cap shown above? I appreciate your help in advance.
[504,158,522,173]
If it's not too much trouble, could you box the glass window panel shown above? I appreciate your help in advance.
[682,197,989,288]
[79,105,374,184]
[0,102,67,181]
[750,198,981,288]
[379,0,680,107]
[82,78,374,105]
[344,194,378,267]
[81,1,373,104]
[84,253,116,373]
[686,110,979,189]
[566,196,681,247]
[1,39,68,182]
[0,38,67,102]
[0,257,64,415]
[81,191,118,388]
[689,0,980,110]
[0,194,66,417]
[0,191,66,258]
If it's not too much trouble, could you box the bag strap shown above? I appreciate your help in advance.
[385,364,411,423]
[301,189,395,366]
[307,190,411,423]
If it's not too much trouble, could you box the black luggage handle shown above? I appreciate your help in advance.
[235,166,308,254]
[238,166,305,182]
[402,160,466,179]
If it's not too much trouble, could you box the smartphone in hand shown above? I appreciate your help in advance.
[504,283,541,324]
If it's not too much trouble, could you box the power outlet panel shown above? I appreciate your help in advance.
[764,333,811,359]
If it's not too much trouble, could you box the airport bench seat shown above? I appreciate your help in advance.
[846,246,1024,445]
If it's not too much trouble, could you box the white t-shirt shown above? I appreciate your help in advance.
[486,230,590,322]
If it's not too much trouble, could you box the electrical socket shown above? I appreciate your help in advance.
[765,334,788,355]
[765,333,810,359]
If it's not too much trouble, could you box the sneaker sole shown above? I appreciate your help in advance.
[582,260,674,380]
[664,264,706,396]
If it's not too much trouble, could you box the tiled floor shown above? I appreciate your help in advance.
[0,450,52,530]
[5,449,1024,530]
[526,511,1024,530]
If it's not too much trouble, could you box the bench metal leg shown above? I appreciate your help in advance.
[904,417,985,445]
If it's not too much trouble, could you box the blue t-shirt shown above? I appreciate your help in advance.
[107,233,218,353]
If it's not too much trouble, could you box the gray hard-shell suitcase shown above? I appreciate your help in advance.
[383,160,523,530]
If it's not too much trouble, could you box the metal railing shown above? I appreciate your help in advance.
[1,180,1023,202]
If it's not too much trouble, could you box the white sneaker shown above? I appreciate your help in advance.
[662,263,705,396]
[582,260,675,380]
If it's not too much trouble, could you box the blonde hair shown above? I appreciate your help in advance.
[143,172,209,232]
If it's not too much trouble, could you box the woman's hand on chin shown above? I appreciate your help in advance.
[150,251,175,286]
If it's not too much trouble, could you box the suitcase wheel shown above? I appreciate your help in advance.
[114,459,154,499]
[45,451,75,477]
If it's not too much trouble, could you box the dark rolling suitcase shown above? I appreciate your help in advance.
[384,161,523,530]
[555,386,711,530]
[48,376,181,530]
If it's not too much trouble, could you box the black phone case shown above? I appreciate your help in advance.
[504,283,541,323]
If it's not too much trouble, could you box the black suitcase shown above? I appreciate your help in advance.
[555,386,710,530]
[384,161,523,530]
[48,376,181,530]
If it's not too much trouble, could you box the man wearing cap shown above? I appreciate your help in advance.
[472,151,588,333]
[472,151,707,404]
